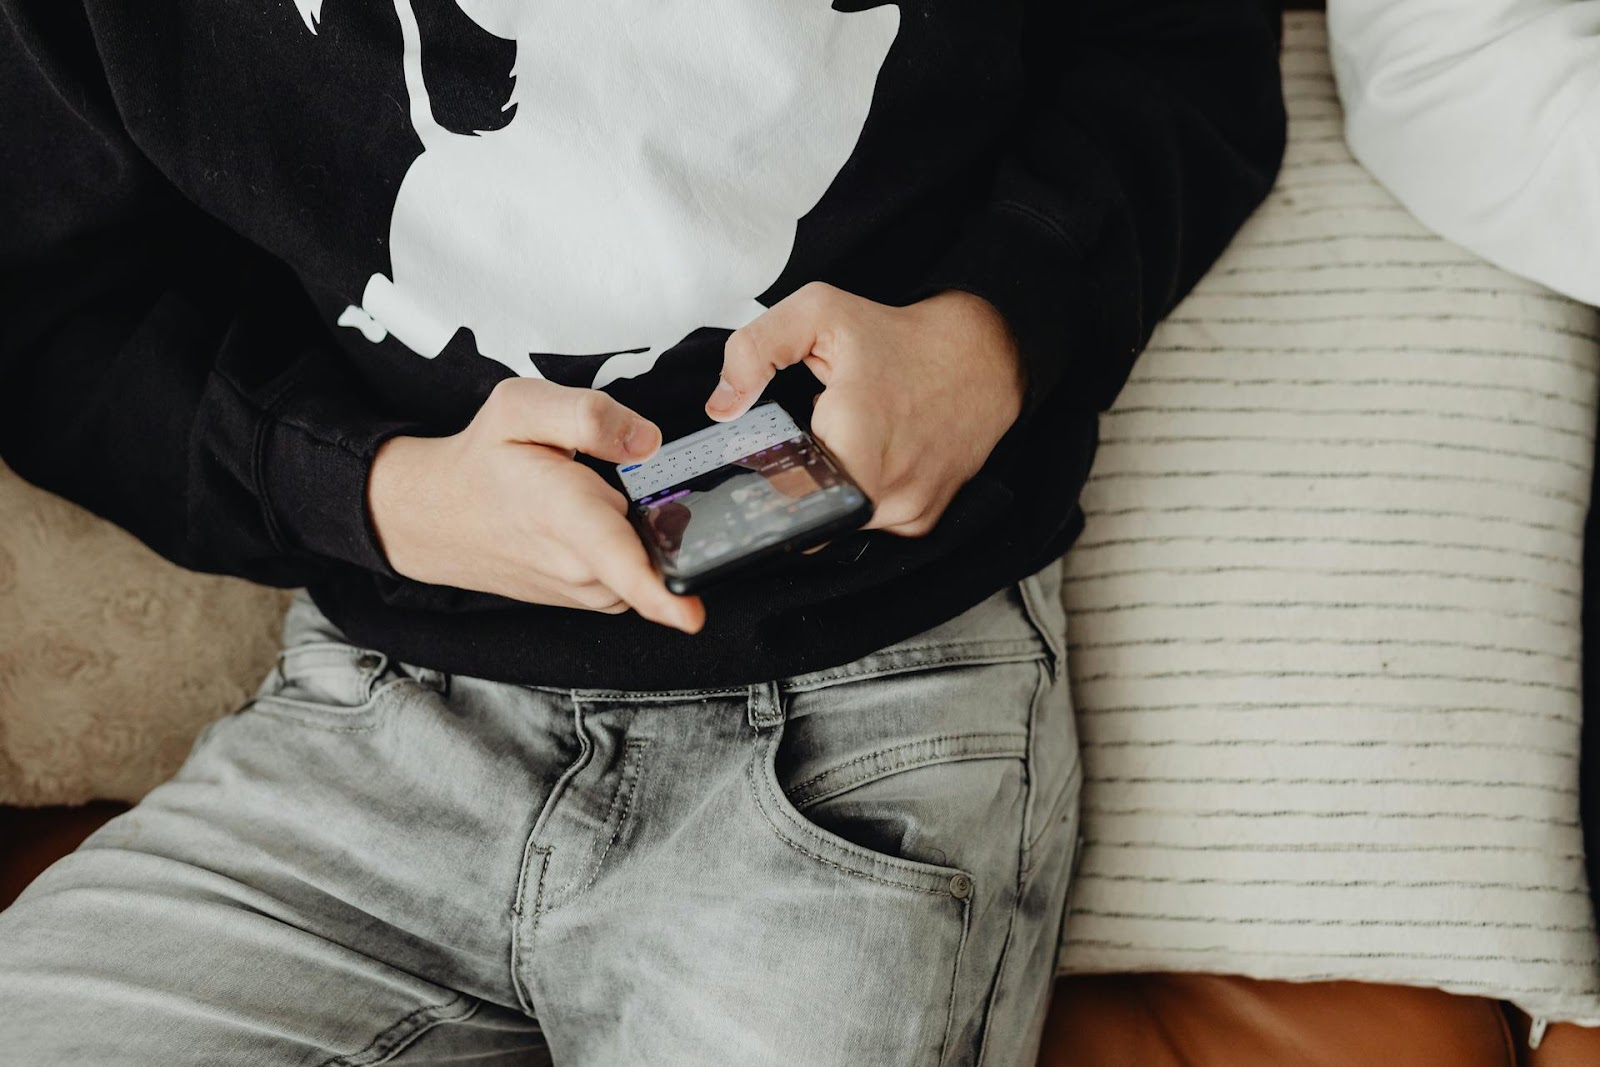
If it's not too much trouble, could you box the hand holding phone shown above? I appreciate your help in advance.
[369,378,705,633]
[618,402,874,594]
[706,284,1024,539]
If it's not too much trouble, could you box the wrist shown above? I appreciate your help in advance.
[367,433,444,581]
[925,288,1027,418]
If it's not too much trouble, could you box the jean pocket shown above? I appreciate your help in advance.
[247,641,413,732]
[749,723,991,897]
[754,654,1046,898]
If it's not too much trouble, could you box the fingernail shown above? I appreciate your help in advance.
[622,420,650,455]
[709,378,737,411]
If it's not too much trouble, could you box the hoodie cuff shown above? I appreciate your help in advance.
[915,201,1105,418]
[259,386,427,579]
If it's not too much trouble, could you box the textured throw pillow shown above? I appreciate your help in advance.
[0,465,290,805]
[1057,12,1600,1025]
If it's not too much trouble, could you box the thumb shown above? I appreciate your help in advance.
[707,286,831,422]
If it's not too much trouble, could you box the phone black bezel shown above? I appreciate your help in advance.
[625,423,874,596]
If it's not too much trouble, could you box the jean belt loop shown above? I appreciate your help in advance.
[414,666,450,695]
[1018,563,1068,682]
[746,681,784,732]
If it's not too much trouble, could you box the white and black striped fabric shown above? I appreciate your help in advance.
[1055,12,1600,1024]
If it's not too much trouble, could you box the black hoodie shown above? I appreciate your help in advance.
[0,0,1286,689]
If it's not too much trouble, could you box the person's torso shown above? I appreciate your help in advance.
[87,0,1091,688]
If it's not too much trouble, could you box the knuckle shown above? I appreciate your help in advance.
[546,554,593,587]
[808,405,842,442]
[609,569,652,605]
[483,378,521,420]
[814,315,856,356]
[540,547,592,588]
[575,583,623,611]
[723,331,760,373]
[573,390,615,442]
[797,280,834,307]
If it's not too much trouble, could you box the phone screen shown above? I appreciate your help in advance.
[617,403,870,590]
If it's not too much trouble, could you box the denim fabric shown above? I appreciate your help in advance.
[0,559,1078,1066]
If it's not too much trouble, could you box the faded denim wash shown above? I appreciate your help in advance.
[0,559,1078,1066]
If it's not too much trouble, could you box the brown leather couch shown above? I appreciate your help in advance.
[3,802,1590,1066]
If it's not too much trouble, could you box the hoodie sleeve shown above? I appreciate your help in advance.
[0,1,421,587]
[921,0,1287,416]
[1329,0,1600,306]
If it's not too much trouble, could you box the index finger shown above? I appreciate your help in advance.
[487,378,661,463]
[707,287,832,422]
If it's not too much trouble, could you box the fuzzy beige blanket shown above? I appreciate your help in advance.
[0,463,289,805]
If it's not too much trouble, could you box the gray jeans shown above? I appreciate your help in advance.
[0,560,1078,1066]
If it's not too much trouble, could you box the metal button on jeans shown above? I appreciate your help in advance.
[949,873,973,900]
[356,653,383,673]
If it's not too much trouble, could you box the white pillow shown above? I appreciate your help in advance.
[1056,11,1600,1025]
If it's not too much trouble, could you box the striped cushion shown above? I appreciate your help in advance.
[1056,11,1600,1025]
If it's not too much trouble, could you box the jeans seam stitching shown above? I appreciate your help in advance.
[784,646,1056,697]
[248,677,413,733]
[974,819,1031,1067]
[834,636,1027,660]
[565,686,745,702]
[1023,760,1084,881]
[563,738,651,906]
[509,844,551,1016]
[940,896,974,1064]
[748,746,949,896]
[511,695,587,1014]
[1017,569,1066,682]
[976,653,1044,1064]
[1019,659,1050,864]
[583,740,649,896]
[316,993,477,1067]
[278,640,380,658]
[786,733,1027,809]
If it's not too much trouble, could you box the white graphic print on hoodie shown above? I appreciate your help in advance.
[297,0,900,387]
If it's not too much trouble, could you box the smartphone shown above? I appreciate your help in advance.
[616,402,874,594]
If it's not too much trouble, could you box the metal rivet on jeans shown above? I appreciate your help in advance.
[949,873,973,900]
[356,653,383,672]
